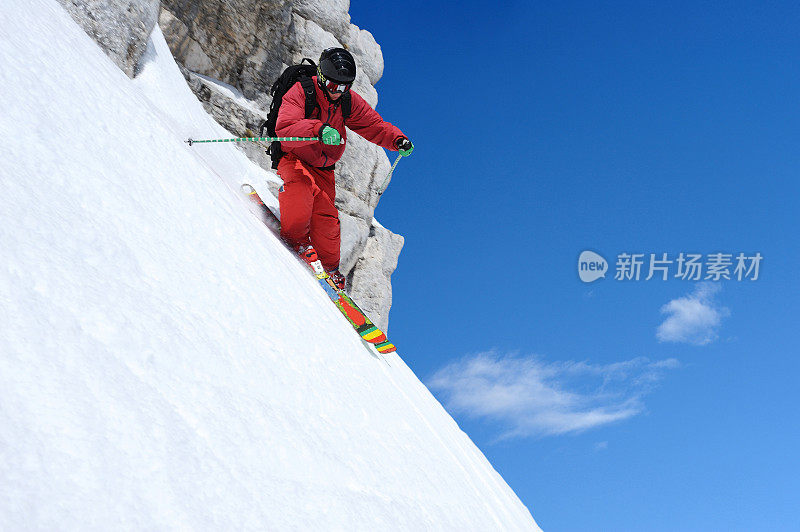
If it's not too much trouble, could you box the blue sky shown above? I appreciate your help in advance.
[350,1,799,530]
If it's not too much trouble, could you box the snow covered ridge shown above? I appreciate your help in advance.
[0,0,539,529]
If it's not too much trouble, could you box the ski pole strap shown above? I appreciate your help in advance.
[377,153,404,196]
[186,136,342,146]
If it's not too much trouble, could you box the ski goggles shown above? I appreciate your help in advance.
[322,78,351,94]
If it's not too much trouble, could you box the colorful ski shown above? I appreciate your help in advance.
[242,184,397,354]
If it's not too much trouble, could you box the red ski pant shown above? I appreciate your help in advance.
[277,154,340,271]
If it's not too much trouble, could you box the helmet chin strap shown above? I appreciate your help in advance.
[316,72,333,102]
[318,78,334,103]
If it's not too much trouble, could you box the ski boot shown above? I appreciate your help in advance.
[327,269,346,291]
[297,243,318,265]
[296,243,326,277]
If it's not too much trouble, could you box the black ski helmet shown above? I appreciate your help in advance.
[317,47,357,85]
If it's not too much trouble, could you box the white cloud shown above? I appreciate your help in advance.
[656,283,729,345]
[427,353,678,439]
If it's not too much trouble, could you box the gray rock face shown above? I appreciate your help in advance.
[182,70,267,134]
[57,0,160,78]
[158,9,214,74]
[159,0,405,328]
[342,25,383,86]
[159,0,291,106]
[347,224,404,332]
[178,66,275,170]
[338,212,371,275]
[292,0,350,38]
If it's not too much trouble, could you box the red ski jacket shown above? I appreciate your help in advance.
[276,76,405,169]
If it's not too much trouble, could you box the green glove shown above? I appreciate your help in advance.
[320,125,341,145]
[395,137,414,156]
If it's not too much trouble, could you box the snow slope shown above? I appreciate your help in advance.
[0,0,539,529]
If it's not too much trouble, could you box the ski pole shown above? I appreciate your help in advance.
[377,153,404,196]
[185,136,343,146]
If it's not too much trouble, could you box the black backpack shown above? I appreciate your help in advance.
[261,58,351,169]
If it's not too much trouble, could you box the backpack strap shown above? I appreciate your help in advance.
[298,76,318,119]
[341,92,351,122]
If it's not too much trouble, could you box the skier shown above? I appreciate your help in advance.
[275,47,413,291]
